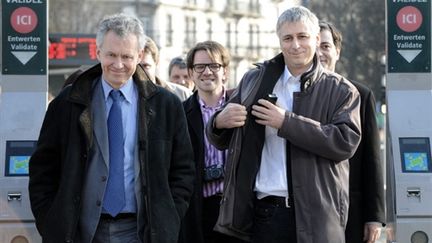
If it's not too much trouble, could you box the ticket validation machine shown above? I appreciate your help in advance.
[386,91,432,243]
[386,0,432,242]
[1,1,47,242]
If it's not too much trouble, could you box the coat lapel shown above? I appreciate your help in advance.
[186,96,204,142]
[92,80,109,167]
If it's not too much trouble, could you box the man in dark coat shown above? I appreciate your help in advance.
[318,21,386,243]
[28,13,194,243]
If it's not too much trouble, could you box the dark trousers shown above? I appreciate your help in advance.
[93,215,139,243]
[251,197,297,243]
[203,194,246,243]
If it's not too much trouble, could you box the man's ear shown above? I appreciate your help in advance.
[336,48,341,61]
[138,49,144,62]
[96,48,102,62]
[222,67,228,84]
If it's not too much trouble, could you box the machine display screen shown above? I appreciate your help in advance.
[5,141,37,176]
[8,156,30,175]
[399,137,432,173]
[403,152,430,172]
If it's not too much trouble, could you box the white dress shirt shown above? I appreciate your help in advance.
[255,65,301,199]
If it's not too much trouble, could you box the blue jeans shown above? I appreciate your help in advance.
[251,198,297,243]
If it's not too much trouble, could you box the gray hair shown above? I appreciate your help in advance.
[276,6,320,37]
[96,13,146,51]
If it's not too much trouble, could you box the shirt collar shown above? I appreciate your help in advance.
[284,64,313,84]
[283,66,297,85]
[101,77,134,104]
[198,86,226,109]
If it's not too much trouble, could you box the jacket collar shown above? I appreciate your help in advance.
[183,91,199,115]
[299,54,324,92]
[264,53,324,92]
[68,63,158,105]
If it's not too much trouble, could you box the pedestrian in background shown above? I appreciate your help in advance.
[29,13,195,243]
[206,6,361,243]
[318,20,385,243]
[169,56,195,91]
[141,36,192,101]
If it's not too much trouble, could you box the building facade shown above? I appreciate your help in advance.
[48,0,299,95]
[133,0,299,87]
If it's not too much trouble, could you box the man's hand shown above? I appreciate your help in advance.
[251,99,285,129]
[214,103,247,129]
[363,223,382,243]
[385,224,395,242]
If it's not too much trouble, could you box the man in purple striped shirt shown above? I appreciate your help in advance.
[179,41,244,243]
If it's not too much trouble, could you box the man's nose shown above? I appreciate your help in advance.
[292,38,300,48]
[203,65,213,73]
[113,58,124,68]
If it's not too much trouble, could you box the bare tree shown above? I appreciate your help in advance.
[309,0,385,101]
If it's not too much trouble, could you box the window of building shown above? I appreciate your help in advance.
[249,24,260,56]
[192,17,197,44]
[207,19,212,40]
[166,14,173,47]
[141,16,153,38]
[185,16,197,47]
[226,23,232,49]
[206,0,214,9]
[250,0,260,14]
[186,0,197,6]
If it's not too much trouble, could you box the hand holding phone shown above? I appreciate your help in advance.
[264,94,278,104]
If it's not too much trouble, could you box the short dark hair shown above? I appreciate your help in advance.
[319,21,342,51]
[168,57,187,76]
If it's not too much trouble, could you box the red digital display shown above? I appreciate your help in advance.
[49,34,98,66]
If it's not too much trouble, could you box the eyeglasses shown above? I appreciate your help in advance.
[192,63,222,73]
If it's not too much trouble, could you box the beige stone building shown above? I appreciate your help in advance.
[48,0,300,93]
[133,0,300,87]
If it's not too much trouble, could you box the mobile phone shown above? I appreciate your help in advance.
[265,94,278,104]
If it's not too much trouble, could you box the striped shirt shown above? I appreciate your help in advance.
[199,91,227,198]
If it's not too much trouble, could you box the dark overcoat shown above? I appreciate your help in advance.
[29,64,195,243]
[179,90,232,243]
[178,92,207,243]
[345,81,386,243]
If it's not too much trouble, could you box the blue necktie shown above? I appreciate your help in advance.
[103,90,126,216]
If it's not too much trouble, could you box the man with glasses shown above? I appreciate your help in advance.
[179,41,244,243]
[141,37,192,101]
